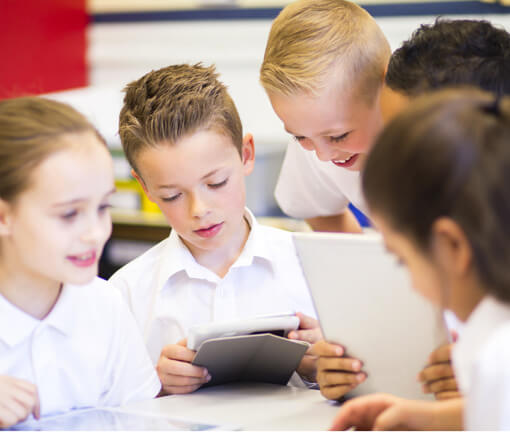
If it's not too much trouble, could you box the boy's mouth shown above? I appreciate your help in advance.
[332,153,358,168]
[67,250,97,267]
[194,222,224,238]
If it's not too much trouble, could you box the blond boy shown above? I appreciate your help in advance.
[110,64,319,395]
[261,0,390,234]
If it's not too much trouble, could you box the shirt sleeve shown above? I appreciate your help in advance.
[274,139,351,219]
[465,325,510,430]
[100,289,161,407]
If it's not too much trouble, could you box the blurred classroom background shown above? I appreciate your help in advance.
[1,0,509,277]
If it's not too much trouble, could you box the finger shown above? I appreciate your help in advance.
[157,357,208,379]
[373,405,406,431]
[0,406,18,429]
[321,384,355,401]
[310,340,344,357]
[162,383,203,395]
[330,395,392,431]
[418,363,454,383]
[318,370,366,388]
[423,378,458,394]
[33,393,40,420]
[160,344,195,363]
[0,398,29,425]
[295,312,319,330]
[160,373,211,388]
[318,357,363,373]
[427,343,453,364]
[288,328,321,344]
[435,390,462,401]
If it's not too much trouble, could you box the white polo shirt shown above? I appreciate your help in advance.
[274,139,367,219]
[452,295,510,430]
[0,277,161,419]
[109,208,317,364]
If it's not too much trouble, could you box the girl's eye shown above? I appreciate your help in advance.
[98,203,112,213]
[162,193,181,202]
[209,179,228,189]
[293,136,305,142]
[330,132,350,143]
[61,210,78,220]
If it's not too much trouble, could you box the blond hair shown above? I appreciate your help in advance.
[0,97,105,204]
[260,0,391,104]
[119,63,243,174]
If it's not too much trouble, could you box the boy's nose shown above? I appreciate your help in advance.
[314,142,335,162]
[190,194,209,218]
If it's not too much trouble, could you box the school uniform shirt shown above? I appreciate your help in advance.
[274,138,367,219]
[452,295,510,430]
[0,277,161,418]
[109,208,317,364]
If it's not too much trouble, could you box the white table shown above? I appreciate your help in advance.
[116,382,341,430]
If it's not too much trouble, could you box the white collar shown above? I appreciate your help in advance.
[0,285,76,347]
[453,295,510,393]
[155,208,276,291]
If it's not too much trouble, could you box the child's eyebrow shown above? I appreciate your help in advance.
[52,188,116,207]
[157,169,224,189]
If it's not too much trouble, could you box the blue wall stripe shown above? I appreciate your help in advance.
[92,2,509,23]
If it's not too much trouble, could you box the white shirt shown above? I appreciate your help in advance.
[452,296,510,430]
[274,139,367,219]
[0,277,161,418]
[109,208,317,364]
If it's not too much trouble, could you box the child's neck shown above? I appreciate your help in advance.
[189,216,251,278]
[0,263,62,320]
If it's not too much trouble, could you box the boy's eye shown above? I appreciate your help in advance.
[330,132,350,143]
[293,136,306,142]
[208,179,228,189]
[162,193,181,202]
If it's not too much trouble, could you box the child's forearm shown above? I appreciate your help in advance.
[429,398,464,430]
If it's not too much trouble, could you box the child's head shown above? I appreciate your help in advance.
[260,0,390,171]
[119,64,255,258]
[381,19,510,123]
[362,89,510,319]
[0,97,114,286]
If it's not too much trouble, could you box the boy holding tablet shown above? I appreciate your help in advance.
[110,64,319,395]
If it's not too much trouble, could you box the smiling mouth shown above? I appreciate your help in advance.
[332,153,358,167]
[67,251,97,267]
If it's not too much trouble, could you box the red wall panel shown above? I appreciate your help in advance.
[0,0,88,99]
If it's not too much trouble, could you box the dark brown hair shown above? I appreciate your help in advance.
[363,88,510,302]
[0,97,105,204]
[119,63,243,174]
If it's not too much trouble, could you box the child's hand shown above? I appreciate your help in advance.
[0,375,40,428]
[288,312,323,381]
[156,339,211,395]
[313,340,366,400]
[329,393,442,431]
[419,340,461,400]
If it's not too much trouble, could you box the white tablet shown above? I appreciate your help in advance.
[187,313,300,351]
[293,232,448,399]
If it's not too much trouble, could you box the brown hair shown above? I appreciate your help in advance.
[0,97,106,204]
[119,63,243,173]
[363,88,510,302]
[260,0,390,104]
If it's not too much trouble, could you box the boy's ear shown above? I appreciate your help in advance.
[241,133,255,176]
[431,217,473,277]
[0,199,12,236]
[131,169,156,203]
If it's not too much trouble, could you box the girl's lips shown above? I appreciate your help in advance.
[194,222,224,238]
[332,153,359,168]
[67,250,97,267]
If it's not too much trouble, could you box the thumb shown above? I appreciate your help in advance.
[373,405,406,431]
[177,338,188,347]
